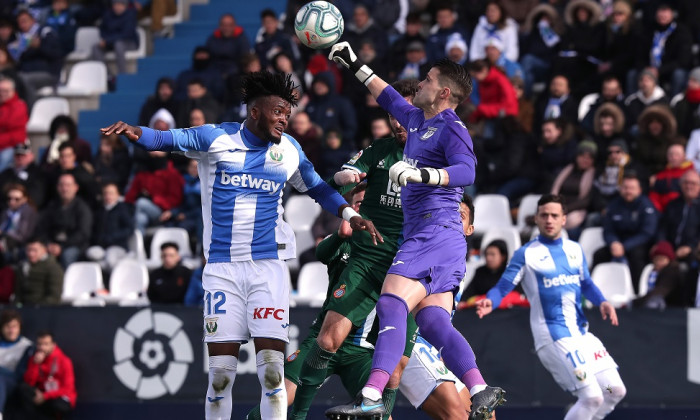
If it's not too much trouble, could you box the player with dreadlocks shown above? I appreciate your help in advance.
[101,70,382,420]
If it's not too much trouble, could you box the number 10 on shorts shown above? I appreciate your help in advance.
[566,350,586,367]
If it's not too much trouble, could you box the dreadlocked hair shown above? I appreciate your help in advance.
[433,58,472,104]
[241,71,299,107]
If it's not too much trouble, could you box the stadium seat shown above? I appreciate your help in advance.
[578,93,599,121]
[579,227,606,268]
[105,27,148,61]
[128,229,147,261]
[460,258,485,298]
[66,26,100,62]
[286,228,315,273]
[61,262,104,303]
[108,259,150,305]
[284,194,321,231]
[57,61,108,96]
[590,262,635,308]
[637,263,654,298]
[26,97,70,133]
[481,227,522,260]
[516,194,541,232]
[147,227,193,269]
[293,261,328,307]
[473,194,512,235]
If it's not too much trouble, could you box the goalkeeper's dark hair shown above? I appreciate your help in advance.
[391,79,419,98]
[241,71,298,107]
[462,194,475,226]
[433,58,472,104]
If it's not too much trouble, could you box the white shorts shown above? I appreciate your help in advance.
[399,337,466,409]
[202,259,290,343]
[537,332,618,393]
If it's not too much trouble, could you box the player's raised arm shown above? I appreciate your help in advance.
[328,41,387,99]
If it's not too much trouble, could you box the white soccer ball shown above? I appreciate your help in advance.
[294,1,344,50]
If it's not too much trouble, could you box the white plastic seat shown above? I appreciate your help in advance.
[108,259,150,305]
[147,227,192,269]
[61,262,104,302]
[590,262,635,308]
[57,61,108,96]
[516,194,542,232]
[459,258,485,299]
[481,226,522,260]
[66,26,100,61]
[284,194,321,231]
[578,93,599,121]
[293,261,329,307]
[579,227,606,268]
[637,263,654,298]
[105,27,147,60]
[128,229,147,261]
[473,194,512,235]
[26,97,70,133]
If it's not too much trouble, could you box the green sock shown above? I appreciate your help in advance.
[382,387,398,420]
[290,341,335,419]
[245,405,261,420]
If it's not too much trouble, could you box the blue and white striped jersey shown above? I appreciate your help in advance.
[486,236,605,350]
[170,122,326,263]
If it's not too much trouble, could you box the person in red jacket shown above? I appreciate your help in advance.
[125,151,184,233]
[468,59,519,125]
[19,330,76,419]
[649,143,695,212]
[0,76,28,173]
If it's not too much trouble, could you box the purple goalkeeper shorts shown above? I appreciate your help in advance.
[387,223,466,295]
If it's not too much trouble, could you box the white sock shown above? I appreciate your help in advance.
[205,355,237,420]
[565,386,604,420]
[256,349,287,420]
[593,369,627,419]
[362,386,382,401]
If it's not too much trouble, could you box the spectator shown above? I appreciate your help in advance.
[183,257,204,306]
[394,40,430,82]
[132,0,177,38]
[317,129,352,180]
[550,140,596,237]
[519,4,563,97]
[341,39,389,112]
[445,34,468,66]
[657,170,700,264]
[0,44,29,103]
[93,132,131,192]
[591,102,626,163]
[593,174,658,291]
[425,2,470,63]
[511,76,534,133]
[138,77,179,126]
[0,18,14,47]
[388,12,426,75]
[189,108,206,126]
[0,76,27,172]
[539,117,578,187]
[592,139,650,211]
[599,0,636,85]
[305,72,357,149]
[0,183,38,263]
[498,0,540,26]
[469,1,519,62]
[85,182,134,271]
[483,34,523,80]
[160,159,201,251]
[46,143,100,209]
[636,104,678,174]
[124,151,183,233]
[176,78,221,128]
[19,331,75,419]
[688,127,700,171]
[147,242,192,304]
[149,107,176,130]
[672,67,700,138]
[554,0,605,98]
[468,60,518,130]
[460,239,525,305]
[649,144,694,212]
[0,141,46,209]
[271,51,303,98]
[14,238,64,305]
[41,115,92,170]
[221,52,260,122]
[632,3,692,97]
[11,10,62,108]
[205,13,251,77]
[344,4,388,59]
[254,8,299,70]
[174,46,225,102]
[37,173,92,267]
[634,241,685,308]
[582,76,626,135]
[534,74,579,134]
[624,68,669,134]
[42,0,76,57]
[91,0,138,77]
[287,111,322,168]
[0,310,32,417]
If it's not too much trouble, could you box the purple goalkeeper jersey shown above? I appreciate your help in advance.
[377,86,477,234]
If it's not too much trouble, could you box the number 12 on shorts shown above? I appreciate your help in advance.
[205,291,226,315]
[566,350,586,367]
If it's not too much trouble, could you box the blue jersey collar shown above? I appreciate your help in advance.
[241,124,269,148]
[538,235,564,246]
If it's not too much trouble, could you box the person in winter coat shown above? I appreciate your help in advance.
[672,67,700,138]
[550,141,596,236]
[0,76,27,172]
[305,72,357,149]
[539,117,578,188]
[519,4,563,97]
[657,170,700,264]
[624,67,669,135]
[0,310,33,417]
[0,183,38,263]
[649,143,694,212]
[40,115,92,171]
[19,331,76,419]
[14,239,64,305]
[468,60,519,124]
[91,0,138,76]
[85,182,134,270]
[591,101,626,164]
[42,0,78,57]
[138,77,179,126]
[254,8,299,70]
[635,104,678,174]
[469,0,519,62]
[205,13,251,77]
[425,3,470,64]
[174,46,225,102]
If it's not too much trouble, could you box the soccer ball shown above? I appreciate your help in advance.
[294,1,344,50]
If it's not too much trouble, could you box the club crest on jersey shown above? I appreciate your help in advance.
[377,159,385,168]
[269,145,283,161]
[333,284,346,298]
[574,368,587,381]
[420,127,438,140]
[287,350,300,362]
[204,317,218,336]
